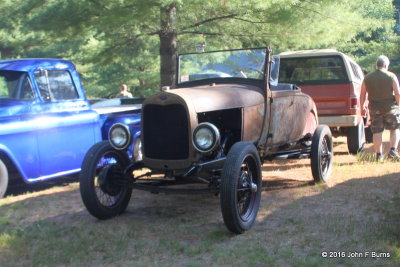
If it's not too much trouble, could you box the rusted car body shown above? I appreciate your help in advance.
[79,47,333,234]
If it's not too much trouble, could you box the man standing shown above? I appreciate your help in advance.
[360,55,400,161]
[116,84,133,98]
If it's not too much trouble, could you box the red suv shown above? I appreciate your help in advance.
[279,49,368,154]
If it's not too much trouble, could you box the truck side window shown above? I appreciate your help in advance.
[20,76,34,100]
[0,70,23,99]
[34,70,79,101]
[350,62,361,81]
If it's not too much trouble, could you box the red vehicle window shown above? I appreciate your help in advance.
[280,56,349,85]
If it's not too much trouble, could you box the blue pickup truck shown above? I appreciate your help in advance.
[0,58,142,198]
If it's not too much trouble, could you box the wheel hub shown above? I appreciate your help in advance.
[98,165,122,196]
[250,182,258,193]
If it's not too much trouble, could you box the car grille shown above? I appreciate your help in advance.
[143,104,189,160]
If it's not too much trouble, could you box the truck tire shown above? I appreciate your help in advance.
[311,125,333,183]
[0,159,8,198]
[365,126,373,144]
[79,141,132,219]
[220,142,262,234]
[347,120,365,154]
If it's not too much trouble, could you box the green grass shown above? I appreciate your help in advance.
[0,155,399,266]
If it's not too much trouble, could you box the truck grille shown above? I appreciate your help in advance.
[143,104,189,160]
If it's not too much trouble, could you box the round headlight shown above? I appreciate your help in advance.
[109,123,132,150]
[192,122,220,153]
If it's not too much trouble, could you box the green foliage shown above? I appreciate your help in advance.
[0,0,398,96]
[0,77,8,97]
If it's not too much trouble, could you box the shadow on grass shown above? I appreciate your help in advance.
[5,175,78,198]
[262,179,314,191]
[1,171,399,266]
[255,173,400,266]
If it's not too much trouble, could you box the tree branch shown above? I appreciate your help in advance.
[181,14,238,30]
[178,30,279,37]
[233,17,272,24]
[87,0,109,10]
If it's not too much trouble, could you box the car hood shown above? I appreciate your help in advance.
[158,84,265,113]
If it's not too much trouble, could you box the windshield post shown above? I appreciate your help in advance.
[264,47,272,96]
[258,47,273,152]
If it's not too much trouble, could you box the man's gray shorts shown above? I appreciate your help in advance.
[370,105,400,134]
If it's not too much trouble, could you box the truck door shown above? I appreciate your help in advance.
[33,69,100,179]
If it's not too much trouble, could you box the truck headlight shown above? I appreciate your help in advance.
[192,122,220,153]
[109,123,132,150]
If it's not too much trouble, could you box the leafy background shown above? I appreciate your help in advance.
[0,0,399,98]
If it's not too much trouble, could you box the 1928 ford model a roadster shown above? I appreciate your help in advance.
[79,47,333,234]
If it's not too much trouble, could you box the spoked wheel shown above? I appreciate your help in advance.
[79,141,132,219]
[221,142,262,234]
[311,125,333,183]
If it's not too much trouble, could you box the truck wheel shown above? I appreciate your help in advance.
[347,120,365,154]
[0,159,9,198]
[365,126,373,144]
[220,142,262,234]
[311,125,333,183]
[79,141,132,219]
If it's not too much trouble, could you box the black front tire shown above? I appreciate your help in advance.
[79,141,132,219]
[0,159,9,198]
[311,125,333,183]
[347,120,365,154]
[220,142,262,234]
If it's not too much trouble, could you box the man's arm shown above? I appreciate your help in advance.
[360,81,368,116]
[392,74,400,106]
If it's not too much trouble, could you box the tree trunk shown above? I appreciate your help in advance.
[159,4,177,88]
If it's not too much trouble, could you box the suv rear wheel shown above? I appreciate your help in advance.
[347,120,365,154]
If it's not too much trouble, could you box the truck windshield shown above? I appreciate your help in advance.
[279,56,348,85]
[178,48,268,84]
[0,70,34,101]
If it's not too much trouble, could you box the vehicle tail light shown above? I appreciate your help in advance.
[350,97,359,109]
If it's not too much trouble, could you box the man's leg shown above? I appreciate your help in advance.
[373,132,383,154]
[390,129,400,149]
[384,106,400,159]
[388,129,400,160]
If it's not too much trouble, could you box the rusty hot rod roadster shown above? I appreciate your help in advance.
[79,47,333,234]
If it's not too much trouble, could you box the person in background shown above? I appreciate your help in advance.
[116,84,133,98]
[360,55,400,161]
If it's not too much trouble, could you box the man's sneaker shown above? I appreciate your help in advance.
[376,153,384,163]
[387,148,400,161]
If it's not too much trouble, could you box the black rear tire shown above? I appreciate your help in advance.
[365,126,373,144]
[220,142,262,234]
[347,120,365,154]
[311,125,333,183]
[0,159,9,198]
[79,141,132,219]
